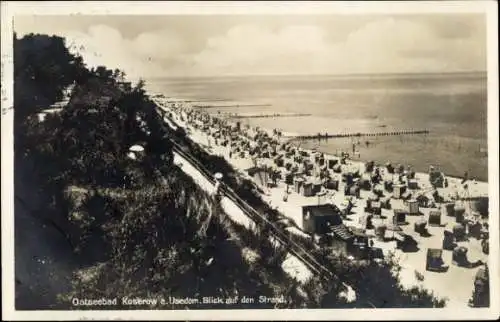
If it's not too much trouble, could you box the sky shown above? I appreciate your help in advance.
[13,14,487,79]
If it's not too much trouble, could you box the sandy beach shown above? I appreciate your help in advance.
[154,93,489,307]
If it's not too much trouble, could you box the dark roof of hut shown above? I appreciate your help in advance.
[330,224,355,241]
[303,203,342,218]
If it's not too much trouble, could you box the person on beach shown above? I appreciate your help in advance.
[462,171,469,184]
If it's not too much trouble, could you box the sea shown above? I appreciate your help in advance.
[145,72,488,182]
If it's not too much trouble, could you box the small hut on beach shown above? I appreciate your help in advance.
[452,246,469,267]
[393,184,406,199]
[384,180,394,192]
[416,194,431,208]
[344,184,360,198]
[405,199,420,215]
[302,204,343,235]
[453,223,466,241]
[324,178,339,191]
[301,181,314,197]
[414,219,428,235]
[359,176,372,191]
[426,248,447,272]
[374,223,387,241]
[454,203,466,223]
[442,230,455,250]
[365,160,375,173]
[328,159,339,169]
[380,196,391,209]
[294,177,305,194]
[408,179,419,190]
[392,209,407,225]
[428,210,442,227]
[444,203,455,217]
[373,184,384,197]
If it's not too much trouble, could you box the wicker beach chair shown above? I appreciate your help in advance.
[374,224,387,241]
[453,223,466,241]
[426,248,447,272]
[442,230,455,250]
[428,210,442,227]
[414,219,428,235]
[481,239,489,254]
[452,246,469,266]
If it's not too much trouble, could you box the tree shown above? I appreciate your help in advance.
[14,34,85,119]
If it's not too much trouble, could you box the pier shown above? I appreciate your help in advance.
[227,113,312,119]
[182,99,231,103]
[288,129,430,141]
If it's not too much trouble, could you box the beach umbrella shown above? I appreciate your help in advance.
[317,190,327,205]
[129,144,144,152]
[214,172,223,180]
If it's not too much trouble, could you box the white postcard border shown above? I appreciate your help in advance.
[1,1,498,320]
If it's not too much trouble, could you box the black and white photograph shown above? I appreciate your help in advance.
[2,1,499,320]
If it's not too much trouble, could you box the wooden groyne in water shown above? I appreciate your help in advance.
[228,113,312,119]
[157,98,231,103]
[289,129,430,140]
[193,104,272,109]
[183,99,231,103]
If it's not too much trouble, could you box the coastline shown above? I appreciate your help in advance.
[151,90,490,307]
[152,92,488,189]
[150,71,488,182]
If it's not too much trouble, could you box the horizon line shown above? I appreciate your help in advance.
[145,70,487,80]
